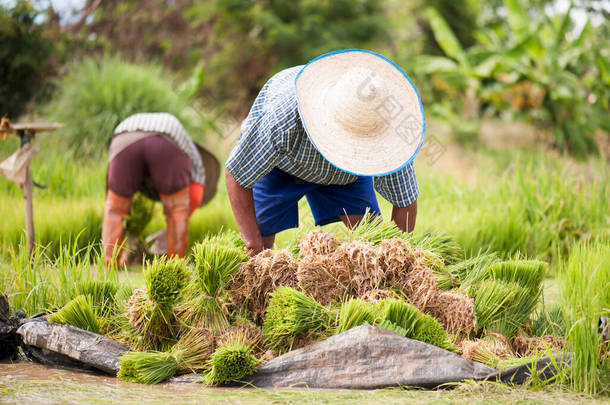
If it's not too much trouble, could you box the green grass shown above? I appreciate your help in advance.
[559,240,610,395]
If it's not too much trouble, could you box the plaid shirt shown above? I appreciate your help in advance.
[226,66,419,207]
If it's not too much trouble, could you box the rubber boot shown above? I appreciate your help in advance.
[101,190,132,266]
[160,187,190,258]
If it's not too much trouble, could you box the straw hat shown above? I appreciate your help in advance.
[296,49,425,176]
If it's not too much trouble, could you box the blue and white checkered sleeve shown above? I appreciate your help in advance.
[225,118,282,188]
[373,162,419,207]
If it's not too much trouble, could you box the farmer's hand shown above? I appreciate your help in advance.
[244,237,264,257]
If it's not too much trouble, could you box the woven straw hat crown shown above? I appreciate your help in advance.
[296,49,425,176]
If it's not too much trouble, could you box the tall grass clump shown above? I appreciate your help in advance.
[559,240,610,395]
[336,298,379,333]
[43,57,209,157]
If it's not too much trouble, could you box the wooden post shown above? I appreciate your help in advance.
[24,155,35,257]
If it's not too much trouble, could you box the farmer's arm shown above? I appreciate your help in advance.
[374,162,419,233]
[225,169,264,255]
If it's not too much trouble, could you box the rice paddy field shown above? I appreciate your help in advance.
[1,122,609,404]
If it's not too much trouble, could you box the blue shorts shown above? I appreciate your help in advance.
[252,168,381,237]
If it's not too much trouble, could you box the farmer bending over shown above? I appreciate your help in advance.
[102,113,206,265]
[226,49,425,256]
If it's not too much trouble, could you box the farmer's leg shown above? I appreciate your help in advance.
[145,135,192,258]
[252,169,315,250]
[306,176,381,230]
[103,141,147,265]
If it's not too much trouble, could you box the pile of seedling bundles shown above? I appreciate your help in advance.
[48,216,563,385]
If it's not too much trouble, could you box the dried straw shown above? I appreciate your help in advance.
[296,254,351,305]
[401,261,440,312]
[428,290,477,336]
[335,240,383,297]
[215,323,264,356]
[377,238,416,285]
[512,335,564,357]
[461,334,513,367]
[228,249,298,323]
[298,229,338,257]
[361,289,395,304]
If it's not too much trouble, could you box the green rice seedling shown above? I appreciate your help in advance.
[559,240,610,394]
[346,211,403,245]
[532,306,566,337]
[487,260,547,291]
[263,287,333,353]
[144,256,188,309]
[474,279,517,333]
[75,280,119,317]
[436,251,498,291]
[204,338,261,385]
[118,328,214,384]
[180,240,248,330]
[47,295,100,334]
[127,256,187,346]
[413,313,454,350]
[124,193,155,239]
[336,298,380,333]
[118,351,178,384]
[406,230,464,265]
[474,279,539,338]
[377,319,410,337]
[376,298,453,350]
[378,298,421,337]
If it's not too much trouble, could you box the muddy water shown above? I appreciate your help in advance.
[0,362,273,404]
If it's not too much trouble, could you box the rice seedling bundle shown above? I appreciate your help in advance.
[487,260,546,291]
[347,213,403,245]
[75,279,119,317]
[406,231,464,266]
[204,338,261,385]
[229,249,298,323]
[512,335,564,357]
[298,229,338,256]
[336,298,380,333]
[124,192,154,237]
[474,278,537,337]
[178,241,248,330]
[296,254,351,305]
[427,290,476,336]
[335,240,383,297]
[379,298,421,337]
[377,238,416,286]
[360,289,395,304]
[118,327,214,384]
[435,251,498,291]
[412,313,454,350]
[461,333,513,367]
[401,262,440,311]
[126,257,188,347]
[263,287,333,353]
[47,295,100,334]
[215,323,264,355]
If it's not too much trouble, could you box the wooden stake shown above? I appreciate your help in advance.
[24,162,35,257]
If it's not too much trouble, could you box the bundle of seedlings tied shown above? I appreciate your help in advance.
[47,294,101,334]
[232,216,478,339]
[126,256,188,350]
[118,327,214,384]
[175,237,248,331]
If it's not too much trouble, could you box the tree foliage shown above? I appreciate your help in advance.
[0,0,56,118]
